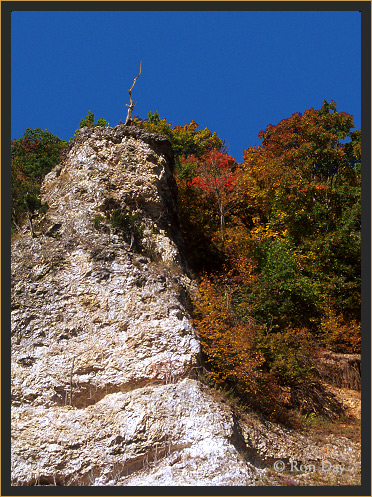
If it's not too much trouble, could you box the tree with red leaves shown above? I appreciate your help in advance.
[189,149,239,243]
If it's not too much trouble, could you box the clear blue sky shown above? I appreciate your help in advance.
[11,9,361,162]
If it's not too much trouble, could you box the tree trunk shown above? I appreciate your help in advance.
[219,203,225,244]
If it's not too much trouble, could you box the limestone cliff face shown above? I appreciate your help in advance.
[11,125,256,486]
[11,125,361,487]
[11,125,198,411]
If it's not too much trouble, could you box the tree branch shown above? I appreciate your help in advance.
[124,61,142,125]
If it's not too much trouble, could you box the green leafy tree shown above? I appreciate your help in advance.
[11,129,67,233]
[11,128,67,180]
[240,100,361,349]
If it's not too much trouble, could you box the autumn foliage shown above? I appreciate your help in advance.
[174,100,360,420]
[189,150,239,243]
[133,111,223,159]
[193,275,264,387]
[12,102,361,422]
[237,101,360,345]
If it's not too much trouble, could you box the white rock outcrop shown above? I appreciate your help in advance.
[11,125,361,487]
[12,379,262,486]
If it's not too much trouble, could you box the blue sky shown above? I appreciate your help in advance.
[11,9,361,162]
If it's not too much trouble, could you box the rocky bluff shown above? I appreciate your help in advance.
[11,125,360,486]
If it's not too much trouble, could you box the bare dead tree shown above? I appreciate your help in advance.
[124,61,142,125]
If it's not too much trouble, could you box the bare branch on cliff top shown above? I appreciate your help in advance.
[124,61,142,125]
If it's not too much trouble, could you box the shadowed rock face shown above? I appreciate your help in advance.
[10,125,361,487]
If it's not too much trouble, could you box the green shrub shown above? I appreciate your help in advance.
[75,110,109,136]
[110,209,139,232]
[91,214,108,231]
[109,208,143,246]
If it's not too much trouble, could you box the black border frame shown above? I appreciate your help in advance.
[2,2,370,496]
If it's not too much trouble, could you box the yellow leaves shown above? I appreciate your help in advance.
[193,274,262,391]
[320,300,361,353]
[249,219,283,244]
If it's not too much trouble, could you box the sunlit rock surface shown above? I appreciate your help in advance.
[11,125,361,487]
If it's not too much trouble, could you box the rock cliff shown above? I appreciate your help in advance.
[11,125,361,487]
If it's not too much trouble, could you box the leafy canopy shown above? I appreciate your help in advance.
[189,100,360,420]
[11,128,67,231]
[133,110,224,161]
